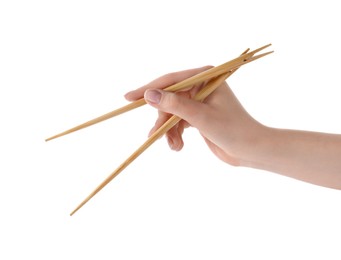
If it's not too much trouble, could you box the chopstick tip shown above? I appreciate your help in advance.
[45,132,65,142]
[70,207,80,216]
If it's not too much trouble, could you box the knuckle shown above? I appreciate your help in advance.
[160,72,176,84]
[164,92,179,108]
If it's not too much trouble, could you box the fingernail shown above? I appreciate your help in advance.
[148,127,155,138]
[148,129,153,138]
[145,90,161,104]
[167,136,174,149]
[124,92,133,101]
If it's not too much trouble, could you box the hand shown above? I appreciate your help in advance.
[125,66,341,189]
[125,66,265,166]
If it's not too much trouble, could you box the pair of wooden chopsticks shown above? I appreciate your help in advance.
[46,44,273,215]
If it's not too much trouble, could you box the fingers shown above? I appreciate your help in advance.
[166,124,184,151]
[148,110,186,151]
[148,110,172,137]
[126,65,214,151]
[124,66,212,101]
[144,89,209,131]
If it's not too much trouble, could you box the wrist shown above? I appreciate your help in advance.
[238,124,277,169]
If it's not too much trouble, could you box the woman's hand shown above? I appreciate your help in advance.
[125,66,341,189]
[125,66,265,166]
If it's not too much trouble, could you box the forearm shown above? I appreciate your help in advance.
[241,127,341,189]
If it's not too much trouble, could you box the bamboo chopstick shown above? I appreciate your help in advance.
[45,44,272,142]
[70,71,233,216]
[69,46,273,215]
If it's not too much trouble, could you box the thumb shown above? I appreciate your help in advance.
[144,89,206,128]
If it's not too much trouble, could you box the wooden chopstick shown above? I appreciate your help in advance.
[45,44,272,142]
[70,71,233,216]
[69,47,273,216]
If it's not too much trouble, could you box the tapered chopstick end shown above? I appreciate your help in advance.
[45,137,53,142]
[45,135,58,142]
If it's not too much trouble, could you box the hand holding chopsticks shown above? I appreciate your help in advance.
[46,44,273,215]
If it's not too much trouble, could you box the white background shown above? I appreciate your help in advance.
[1,0,340,259]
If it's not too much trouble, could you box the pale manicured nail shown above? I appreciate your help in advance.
[124,92,133,101]
[167,136,174,149]
[145,90,161,104]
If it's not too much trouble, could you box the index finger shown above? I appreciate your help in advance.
[124,66,212,101]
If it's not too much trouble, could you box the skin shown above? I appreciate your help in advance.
[125,66,341,190]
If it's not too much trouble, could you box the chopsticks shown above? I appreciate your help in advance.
[46,44,273,215]
[45,44,272,142]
